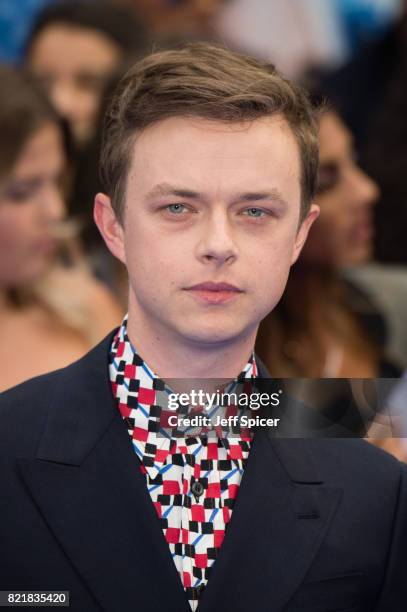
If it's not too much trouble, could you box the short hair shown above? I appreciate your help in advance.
[100,43,320,224]
[25,0,149,58]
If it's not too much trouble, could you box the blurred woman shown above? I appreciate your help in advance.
[256,109,400,378]
[25,1,148,147]
[0,66,123,392]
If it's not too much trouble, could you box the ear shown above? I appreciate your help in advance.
[291,203,320,265]
[94,193,126,264]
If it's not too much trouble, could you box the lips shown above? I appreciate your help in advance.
[184,281,243,304]
[187,282,241,292]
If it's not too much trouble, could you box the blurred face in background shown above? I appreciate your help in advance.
[28,24,122,144]
[0,122,65,288]
[131,0,226,35]
[302,111,379,267]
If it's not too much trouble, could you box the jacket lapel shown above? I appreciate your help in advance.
[17,334,190,612]
[198,433,342,612]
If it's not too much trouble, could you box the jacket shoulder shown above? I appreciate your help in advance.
[0,329,116,457]
[307,437,406,488]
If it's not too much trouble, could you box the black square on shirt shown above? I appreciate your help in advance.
[171,453,184,466]
[149,404,161,418]
[158,494,170,505]
[193,567,202,580]
[117,360,126,372]
[153,379,165,390]
[127,395,138,408]
[128,379,140,392]
[184,544,195,557]
[132,354,144,366]
[145,442,157,455]
[173,494,183,507]
[203,498,215,509]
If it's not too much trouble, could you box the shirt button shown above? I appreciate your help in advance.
[191,481,204,500]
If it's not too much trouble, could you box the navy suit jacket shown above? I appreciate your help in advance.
[1,331,407,611]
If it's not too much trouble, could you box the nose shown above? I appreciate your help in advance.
[348,164,379,209]
[39,182,65,224]
[195,210,238,266]
[50,80,79,124]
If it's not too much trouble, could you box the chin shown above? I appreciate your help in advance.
[342,246,372,266]
[177,319,250,347]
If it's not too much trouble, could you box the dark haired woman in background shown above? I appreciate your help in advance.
[0,66,122,392]
[25,1,149,147]
[256,109,400,379]
[256,108,406,460]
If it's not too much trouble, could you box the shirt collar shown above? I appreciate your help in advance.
[109,315,257,478]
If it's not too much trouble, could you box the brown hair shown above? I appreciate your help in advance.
[100,42,320,223]
[0,65,61,184]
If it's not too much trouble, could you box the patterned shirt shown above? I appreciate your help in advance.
[109,316,257,611]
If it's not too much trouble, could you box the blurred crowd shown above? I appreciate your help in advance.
[0,0,406,459]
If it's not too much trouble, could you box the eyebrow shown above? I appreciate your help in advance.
[234,190,288,209]
[145,183,201,200]
[145,182,288,209]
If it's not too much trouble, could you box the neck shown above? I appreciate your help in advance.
[126,306,257,380]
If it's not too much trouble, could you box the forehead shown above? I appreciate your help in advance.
[318,112,352,161]
[12,123,63,177]
[29,24,121,72]
[127,115,301,202]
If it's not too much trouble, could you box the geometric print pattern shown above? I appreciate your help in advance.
[109,315,257,611]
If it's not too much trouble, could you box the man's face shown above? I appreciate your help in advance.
[98,115,317,347]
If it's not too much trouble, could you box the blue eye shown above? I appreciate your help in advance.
[244,207,265,218]
[167,203,187,214]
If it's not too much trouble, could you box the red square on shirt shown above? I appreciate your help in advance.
[132,427,149,442]
[182,528,189,544]
[124,364,136,378]
[195,554,208,569]
[214,530,225,548]
[165,528,180,544]
[228,444,243,459]
[183,571,192,588]
[191,504,205,522]
[206,442,219,460]
[228,484,239,499]
[206,483,221,498]
[163,480,180,495]
[118,402,132,418]
[154,449,169,463]
[153,501,162,517]
[138,387,156,405]
[116,341,125,357]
